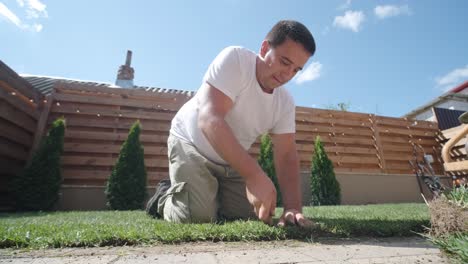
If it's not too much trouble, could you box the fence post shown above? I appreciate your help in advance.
[28,88,55,161]
[370,114,387,173]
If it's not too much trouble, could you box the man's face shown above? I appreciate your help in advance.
[257,38,311,93]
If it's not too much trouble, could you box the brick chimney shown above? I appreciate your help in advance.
[115,50,135,88]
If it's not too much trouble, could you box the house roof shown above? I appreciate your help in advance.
[433,107,465,130]
[20,74,196,97]
[402,80,468,118]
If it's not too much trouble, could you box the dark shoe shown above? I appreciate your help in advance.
[146,179,171,218]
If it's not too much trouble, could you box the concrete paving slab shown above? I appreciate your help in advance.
[0,237,448,264]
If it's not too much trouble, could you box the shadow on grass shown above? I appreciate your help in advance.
[270,216,430,239]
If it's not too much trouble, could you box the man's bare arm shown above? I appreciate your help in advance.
[272,133,314,227]
[197,83,276,223]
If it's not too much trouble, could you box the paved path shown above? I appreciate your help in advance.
[0,237,447,263]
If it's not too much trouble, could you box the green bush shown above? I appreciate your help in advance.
[11,117,66,211]
[310,136,341,206]
[105,121,147,210]
[258,134,282,206]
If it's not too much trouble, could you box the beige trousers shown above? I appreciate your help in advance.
[157,134,256,223]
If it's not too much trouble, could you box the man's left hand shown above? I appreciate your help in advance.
[278,209,315,228]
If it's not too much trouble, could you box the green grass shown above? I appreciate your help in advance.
[431,232,468,263]
[0,203,430,249]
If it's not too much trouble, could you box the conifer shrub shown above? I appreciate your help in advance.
[105,121,147,210]
[258,134,282,206]
[310,136,341,206]
[12,117,66,211]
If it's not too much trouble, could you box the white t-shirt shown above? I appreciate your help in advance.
[170,46,296,164]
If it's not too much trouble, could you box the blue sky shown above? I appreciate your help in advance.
[1,0,467,117]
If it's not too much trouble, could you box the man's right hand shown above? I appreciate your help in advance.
[245,173,277,225]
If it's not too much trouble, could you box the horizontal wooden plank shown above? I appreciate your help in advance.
[0,138,28,161]
[53,92,185,112]
[382,144,412,152]
[295,113,372,127]
[334,167,383,174]
[380,135,437,146]
[0,156,24,175]
[0,67,43,103]
[62,178,162,186]
[51,103,176,121]
[55,82,193,101]
[0,100,37,132]
[65,130,168,144]
[64,143,168,155]
[48,114,171,132]
[295,145,378,155]
[0,120,33,146]
[296,124,373,136]
[385,169,413,175]
[377,126,437,137]
[298,153,379,165]
[295,133,375,146]
[61,156,169,168]
[295,107,372,121]
[375,116,437,130]
[62,168,168,181]
[0,87,39,119]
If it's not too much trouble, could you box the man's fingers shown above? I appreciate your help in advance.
[270,195,276,218]
[278,216,286,227]
[285,211,296,225]
[277,211,296,227]
[295,214,315,228]
[258,203,272,225]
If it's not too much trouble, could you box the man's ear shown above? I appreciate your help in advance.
[260,40,270,58]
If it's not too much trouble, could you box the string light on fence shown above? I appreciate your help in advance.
[97,113,101,117]
[56,102,60,106]
[76,109,80,113]
[119,113,123,117]
[11,92,16,95]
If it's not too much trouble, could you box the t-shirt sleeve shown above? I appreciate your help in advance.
[271,94,296,134]
[203,46,244,101]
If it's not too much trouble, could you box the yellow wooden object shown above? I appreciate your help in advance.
[442,124,468,171]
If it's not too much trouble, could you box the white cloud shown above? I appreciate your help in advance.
[436,65,468,91]
[25,0,48,18]
[0,0,46,32]
[294,62,323,85]
[338,0,352,10]
[333,10,365,32]
[16,0,25,7]
[0,2,23,27]
[32,23,42,32]
[375,5,410,19]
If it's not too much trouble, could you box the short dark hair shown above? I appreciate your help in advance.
[265,20,316,56]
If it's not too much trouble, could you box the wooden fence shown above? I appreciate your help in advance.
[0,61,44,209]
[291,107,443,175]
[35,82,443,188]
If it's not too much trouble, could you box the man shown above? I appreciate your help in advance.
[147,20,316,227]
